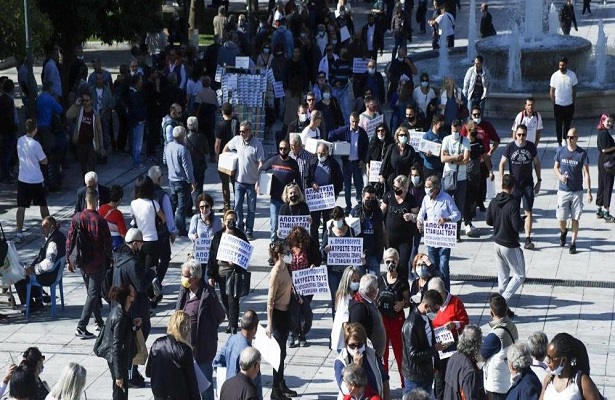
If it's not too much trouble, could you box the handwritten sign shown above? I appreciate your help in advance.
[364,114,384,139]
[278,215,311,239]
[327,237,363,266]
[217,233,254,270]
[352,58,369,74]
[408,129,424,151]
[194,237,212,263]
[423,221,457,249]
[368,161,382,182]
[292,266,329,296]
[273,81,285,98]
[235,56,250,69]
[305,184,336,212]
[434,326,457,359]
[418,139,442,156]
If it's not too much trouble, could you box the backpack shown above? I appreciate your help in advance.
[68,213,90,270]
[161,117,177,146]
[377,276,398,318]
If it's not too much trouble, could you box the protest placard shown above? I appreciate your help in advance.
[292,266,329,296]
[215,66,223,83]
[365,114,384,138]
[327,237,363,266]
[273,81,285,98]
[352,58,369,74]
[434,326,457,359]
[418,139,442,156]
[194,237,212,263]
[253,323,281,369]
[408,129,424,151]
[235,56,250,69]
[278,215,311,239]
[305,184,336,212]
[368,160,382,182]
[423,221,457,248]
[217,233,254,270]
[340,25,351,42]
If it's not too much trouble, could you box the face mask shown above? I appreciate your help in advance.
[368,21,375,26]
[263,48,270,54]
[181,277,191,289]
[411,176,421,186]
[350,281,360,291]
[289,195,299,203]
[368,68,375,75]
[318,32,326,37]
[399,136,408,145]
[226,220,236,229]
[299,113,308,123]
[452,131,460,140]
[335,219,344,229]
[378,134,385,141]
[318,154,327,163]
[283,254,293,264]
[418,265,429,278]
[425,187,434,197]
[397,56,404,62]
[77,55,84,61]
[364,199,377,209]
[550,361,564,376]
[473,117,482,124]
[426,311,437,320]
[323,92,331,100]
[301,32,307,38]
[387,262,397,272]
[347,344,366,356]
[421,81,429,88]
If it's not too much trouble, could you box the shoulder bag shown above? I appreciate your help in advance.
[442,140,462,192]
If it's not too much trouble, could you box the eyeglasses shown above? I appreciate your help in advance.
[567,136,577,140]
[347,342,364,349]
[406,115,415,118]
[317,152,327,156]
[393,186,403,191]
[545,355,561,363]
[199,204,211,209]
[472,113,481,117]
[516,133,527,137]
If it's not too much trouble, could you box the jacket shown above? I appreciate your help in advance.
[462,66,490,101]
[66,104,104,154]
[219,372,259,400]
[145,335,201,400]
[401,307,438,383]
[482,317,518,394]
[31,228,67,285]
[348,293,386,358]
[486,192,523,248]
[207,228,249,281]
[74,184,111,213]
[444,351,485,400]
[350,203,385,260]
[361,23,385,55]
[112,243,156,320]
[95,304,134,378]
[505,367,541,400]
[327,125,369,164]
[334,347,386,399]
[307,156,344,196]
[176,280,226,363]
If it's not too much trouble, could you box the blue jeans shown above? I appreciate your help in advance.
[234,181,257,235]
[403,379,433,395]
[428,246,451,292]
[197,361,214,400]
[131,122,145,167]
[269,198,284,242]
[170,181,191,235]
[343,161,364,211]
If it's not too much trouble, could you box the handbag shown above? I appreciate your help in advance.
[0,240,26,286]
[443,141,462,192]
[151,200,169,238]
[226,269,251,298]
[604,154,615,175]
[132,329,148,365]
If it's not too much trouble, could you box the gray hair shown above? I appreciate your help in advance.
[342,363,367,387]
[181,259,202,279]
[240,120,252,131]
[173,126,186,139]
[148,165,163,183]
[393,175,409,191]
[527,332,549,361]
[403,388,431,400]
[383,248,399,261]
[239,347,261,371]
[289,132,302,146]
[84,171,98,185]
[507,342,532,372]
[427,277,446,294]
[187,116,198,131]
[48,362,87,400]
[457,325,483,359]
[426,175,441,189]
[359,274,378,296]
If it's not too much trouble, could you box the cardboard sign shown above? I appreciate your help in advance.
[278,215,311,239]
[364,114,384,139]
[327,237,363,266]
[352,58,369,74]
[217,233,254,270]
[305,138,333,154]
[215,66,223,83]
[235,56,250,69]
[305,184,336,212]
[368,160,382,182]
[434,326,457,359]
[418,139,442,156]
[408,129,424,151]
[292,266,329,296]
[333,141,350,156]
[423,221,457,249]
[273,81,285,98]
[194,237,212,263]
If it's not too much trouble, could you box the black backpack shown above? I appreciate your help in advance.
[68,213,90,269]
[377,276,398,318]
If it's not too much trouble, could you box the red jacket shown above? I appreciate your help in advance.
[343,386,383,400]
[432,293,469,337]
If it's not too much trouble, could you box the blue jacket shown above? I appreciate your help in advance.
[420,128,445,172]
[327,125,369,164]
[505,368,541,400]
[213,333,263,400]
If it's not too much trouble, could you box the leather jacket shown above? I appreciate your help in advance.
[95,304,134,378]
[402,307,438,383]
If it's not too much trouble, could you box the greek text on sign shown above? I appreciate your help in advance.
[352,58,369,74]
[278,215,311,239]
[292,266,329,296]
[217,233,254,270]
[408,129,424,151]
[434,326,457,359]
[194,237,212,263]
[365,114,384,139]
[418,139,442,156]
[327,237,363,266]
[369,161,382,182]
[423,221,457,249]
[305,184,336,212]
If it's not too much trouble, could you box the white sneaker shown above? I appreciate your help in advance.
[465,224,474,235]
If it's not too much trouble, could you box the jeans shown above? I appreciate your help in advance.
[131,122,145,167]
[78,268,105,330]
[0,133,16,180]
[446,179,466,237]
[427,246,451,292]
[403,379,432,395]
[216,272,240,330]
[269,198,284,242]
[197,361,215,400]
[333,85,351,123]
[343,161,364,211]
[410,233,422,268]
[76,142,96,179]
[553,103,575,145]
[234,181,257,235]
[392,34,407,59]
[170,181,191,235]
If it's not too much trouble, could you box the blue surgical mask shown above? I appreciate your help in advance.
[411,176,421,186]
[335,219,344,229]
[399,136,408,145]
[368,68,375,75]
[426,311,437,320]
[349,281,360,291]
[452,131,460,140]
[421,81,429,88]
[550,360,564,376]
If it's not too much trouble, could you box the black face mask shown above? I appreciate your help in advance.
[387,263,397,272]
[289,195,299,203]
[226,220,236,229]
[364,199,377,209]
[394,188,404,196]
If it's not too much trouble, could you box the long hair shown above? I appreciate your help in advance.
[48,362,87,400]
[168,310,192,347]
[550,332,591,375]
[335,266,361,307]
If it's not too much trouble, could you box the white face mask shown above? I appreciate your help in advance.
[550,360,564,376]
[283,254,292,264]
[473,117,482,124]
[411,176,421,186]
[335,219,344,229]
[425,187,434,197]
[299,113,308,123]
[323,92,331,100]
[426,311,437,320]
[452,131,460,140]
[367,68,375,75]
[347,344,365,357]
[398,136,408,145]
[318,154,327,163]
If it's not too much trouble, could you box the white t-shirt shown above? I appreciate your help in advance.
[130,198,161,242]
[413,87,437,115]
[17,135,46,184]
[442,134,470,181]
[511,111,543,144]
[300,126,321,145]
[435,12,455,37]
[549,69,578,106]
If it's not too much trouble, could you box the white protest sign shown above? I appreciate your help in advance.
[423,221,457,249]
[408,129,424,151]
[418,139,442,156]
[194,237,212,263]
[292,266,329,296]
[253,323,281,370]
[340,25,351,42]
[368,160,382,182]
[434,326,457,359]
[217,233,254,270]
[327,237,363,266]
[227,73,238,90]
[365,114,384,139]
[215,66,223,82]
[235,56,250,69]
[352,58,369,74]
[273,81,285,98]
[278,215,311,239]
[305,184,336,212]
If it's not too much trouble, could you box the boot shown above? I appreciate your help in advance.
[270,386,291,400]
[280,380,298,397]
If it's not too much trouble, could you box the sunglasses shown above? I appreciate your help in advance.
[347,342,364,349]
[398,134,407,137]
[516,133,527,137]
[307,98,314,101]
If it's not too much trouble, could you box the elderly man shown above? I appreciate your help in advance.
[185,116,207,214]
[341,363,381,400]
[417,175,461,291]
[14,216,65,310]
[163,126,195,237]
[443,325,485,400]
[348,274,386,358]
[74,171,110,213]
[219,347,262,400]
[177,259,225,400]
[505,343,542,400]
[288,133,314,190]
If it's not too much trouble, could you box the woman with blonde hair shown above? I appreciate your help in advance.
[146,310,200,400]
[331,266,362,352]
[439,76,466,129]
[45,363,87,400]
[379,127,419,191]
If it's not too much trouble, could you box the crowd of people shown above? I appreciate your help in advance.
[0,0,614,399]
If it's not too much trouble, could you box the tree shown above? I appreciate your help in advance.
[0,0,53,60]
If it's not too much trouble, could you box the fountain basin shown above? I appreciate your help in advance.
[476,34,593,82]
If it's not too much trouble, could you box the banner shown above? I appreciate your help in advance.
[368,160,382,182]
[352,58,369,74]
[292,266,329,296]
[327,237,363,266]
[194,237,212,263]
[217,233,254,270]
[305,184,336,212]
[278,215,311,239]
[423,221,457,249]
[365,114,384,138]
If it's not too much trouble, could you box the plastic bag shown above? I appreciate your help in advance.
[486,176,496,200]
[0,241,26,286]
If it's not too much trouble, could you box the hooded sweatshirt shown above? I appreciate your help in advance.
[486,191,523,248]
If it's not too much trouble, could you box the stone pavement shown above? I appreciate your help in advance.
[1,1,615,399]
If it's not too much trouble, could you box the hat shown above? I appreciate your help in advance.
[125,228,143,243]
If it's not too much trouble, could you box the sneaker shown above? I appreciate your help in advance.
[95,323,104,332]
[597,209,605,219]
[524,237,535,250]
[75,328,95,339]
[604,213,615,223]
[465,224,480,238]
[13,233,25,244]
[288,336,298,348]
[569,243,577,254]
[246,233,255,241]
[559,229,568,247]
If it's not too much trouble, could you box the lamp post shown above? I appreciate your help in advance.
[24,0,38,118]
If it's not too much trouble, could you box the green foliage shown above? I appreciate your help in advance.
[0,0,53,60]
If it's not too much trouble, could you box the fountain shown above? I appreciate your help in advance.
[466,0,477,62]
[593,20,607,87]
[507,23,522,90]
[548,3,560,35]
[524,0,543,39]
[437,31,450,79]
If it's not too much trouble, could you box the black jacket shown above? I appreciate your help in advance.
[96,304,134,378]
[307,156,344,196]
[112,243,156,320]
[486,192,523,248]
[75,184,111,213]
[350,203,385,259]
[145,335,201,400]
[176,280,226,363]
[402,307,438,383]
[207,228,249,281]
[30,228,66,285]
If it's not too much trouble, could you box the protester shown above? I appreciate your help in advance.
[45,362,87,400]
[348,274,387,359]
[443,325,484,400]
[130,175,166,271]
[379,126,418,196]
[331,266,362,352]
[527,332,550,383]
[99,185,127,249]
[341,363,384,400]
[219,348,262,400]
[350,185,385,276]
[188,193,223,274]
[505,343,541,400]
